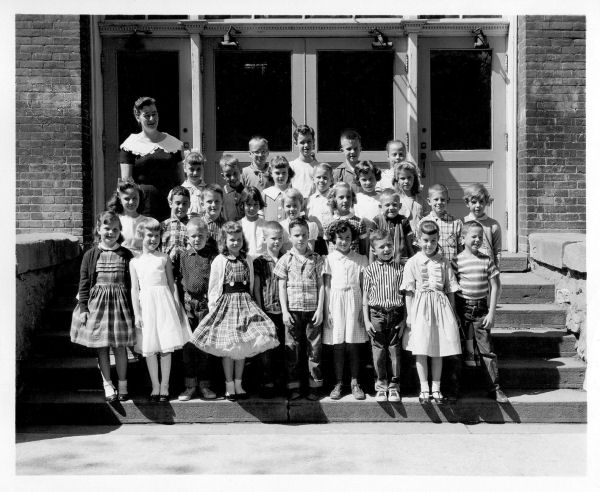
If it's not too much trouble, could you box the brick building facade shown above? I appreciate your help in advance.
[14,15,586,251]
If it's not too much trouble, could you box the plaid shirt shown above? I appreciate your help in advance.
[201,214,226,244]
[253,253,283,314]
[173,244,217,300]
[418,212,463,262]
[161,216,189,259]
[273,250,324,312]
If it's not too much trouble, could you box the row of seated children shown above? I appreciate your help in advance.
[71,125,505,404]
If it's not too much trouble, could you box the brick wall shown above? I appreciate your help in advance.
[517,16,586,252]
[15,15,93,243]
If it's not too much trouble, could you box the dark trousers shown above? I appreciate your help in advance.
[261,312,285,387]
[453,296,500,393]
[332,343,362,383]
[285,310,323,389]
[182,295,212,387]
[368,306,405,390]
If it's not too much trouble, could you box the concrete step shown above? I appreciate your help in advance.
[499,273,555,304]
[494,304,566,329]
[16,388,586,425]
[22,354,585,391]
[499,253,528,272]
[492,329,576,358]
[31,326,576,360]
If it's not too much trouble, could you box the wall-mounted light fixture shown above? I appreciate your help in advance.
[370,29,393,50]
[472,27,489,49]
[124,27,152,51]
[220,26,241,49]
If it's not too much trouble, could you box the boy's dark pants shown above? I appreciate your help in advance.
[368,306,405,391]
[285,310,323,389]
[182,294,212,388]
[261,312,285,387]
[450,296,500,395]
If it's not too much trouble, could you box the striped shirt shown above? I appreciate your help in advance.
[273,250,324,312]
[453,250,499,300]
[464,213,502,267]
[363,259,405,308]
[418,212,463,262]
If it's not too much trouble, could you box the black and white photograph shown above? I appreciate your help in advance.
[7,0,597,489]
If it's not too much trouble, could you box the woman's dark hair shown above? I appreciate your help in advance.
[133,96,156,117]
[328,219,358,243]
[106,179,145,215]
[94,210,124,244]
[218,221,247,257]
[239,186,265,209]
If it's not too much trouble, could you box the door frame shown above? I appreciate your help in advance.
[93,17,516,250]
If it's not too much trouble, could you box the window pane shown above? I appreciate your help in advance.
[430,49,492,150]
[215,51,292,151]
[317,51,393,151]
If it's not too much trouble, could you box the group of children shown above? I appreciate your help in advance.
[71,125,507,405]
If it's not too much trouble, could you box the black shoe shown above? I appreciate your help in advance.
[287,389,302,401]
[159,394,169,402]
[306,389,321,401]
[117,393,129,402]
[149,394,160,403]
[225,391,237,402]
[490,389,509,403]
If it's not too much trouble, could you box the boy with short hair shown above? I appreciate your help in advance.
[199,184,226,247]
[280,187,319,252]
[333,129,362,193]
[273,217,325,400]
[363,229,406,402]
[379,139,406,191]
[241,136,274,192]
[253,221,286,397]
[173,218,218,401]
[463,183,501,267]
[418,183,463,261]
[161,185,191,260]
[452,221,507,403]
[372,189,415,264]
[181,149,207,217]
[219,154,245,222]
[289,125,318,199]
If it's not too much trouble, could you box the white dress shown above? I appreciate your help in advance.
[323,249,369,344]
[130,251,192,356]
[400,251,461,357]
[354,192,381,221]
[118,214,146,257]
[239,216,266,259]
[289,158,316,199]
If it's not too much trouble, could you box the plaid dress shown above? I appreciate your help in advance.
[70,250,135,348]
[190,257,279,359]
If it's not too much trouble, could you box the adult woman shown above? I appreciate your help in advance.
[119,97,184,221]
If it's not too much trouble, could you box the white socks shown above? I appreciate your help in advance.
[234,379,246,395]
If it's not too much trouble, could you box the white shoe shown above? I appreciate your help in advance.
[388,388,401,402]
[375,390,388,402]
[178,387,197,401]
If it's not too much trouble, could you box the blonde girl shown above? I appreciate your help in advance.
[130,218,192,402]
[400,220,461,404]
[70,211,135,402]
[262,156,296,222]
[190,221,279,400]
[392,161,429,235]
[325,182,369,256]
[107,180,146,256]
[181,149,207,217]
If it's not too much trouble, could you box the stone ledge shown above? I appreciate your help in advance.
[16,233,80,275]
[529,233,586,273]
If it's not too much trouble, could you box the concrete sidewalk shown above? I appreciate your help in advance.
[16,423,586,476]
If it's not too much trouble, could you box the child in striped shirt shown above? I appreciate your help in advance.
[362,229,406,402]
[452,221,507,403]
